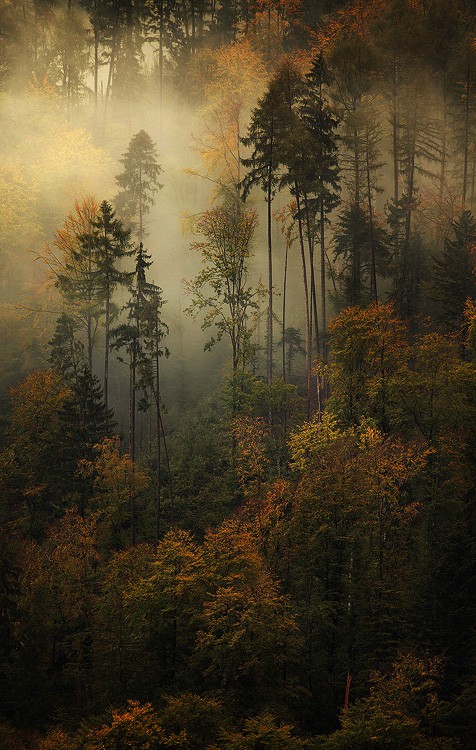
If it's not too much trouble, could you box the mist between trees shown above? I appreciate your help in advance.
[0,1,476,749]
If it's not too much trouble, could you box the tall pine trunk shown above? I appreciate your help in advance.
[295,186,311,418]
[267,163,273,384]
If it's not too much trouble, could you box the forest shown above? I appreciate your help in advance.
[0,0,475,747]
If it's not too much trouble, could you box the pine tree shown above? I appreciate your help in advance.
[48,312,86,387]
[333,203,389,309]
[61,367,115,515]
[242,80,284,385]
[116,130,163,242]
[112,243,168,545]
[432,210,476,333]
[90,201,132,411]
[300,52,340,346]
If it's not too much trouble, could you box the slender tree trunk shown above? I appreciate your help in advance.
[159,410,174,521]
[282,239,289,381]
[130,348,136,547]
[304,192,320,357]
[471,154,476,208]
[439,81,447,203]
[295,186,311,418]
[267,163,273,384]
[139,161,143,243]
[155,316,162,548]
[320,201,327,353]
[463,59,471,207]
[366,129,378,302]
[93,14,99,112]
[392,56,399,208]
[104,280,110,412]
[159,0,164,133]
[87,243,93,370]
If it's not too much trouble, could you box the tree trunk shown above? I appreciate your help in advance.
[267,159,273,384]
[155,318,162,548]
[282,239,289,381]
[463,59,471,207]
[295,186,311,418]
[366,128,378,302]
[130,348,136,547]
[104,281,110,412]
[320,201,327,354]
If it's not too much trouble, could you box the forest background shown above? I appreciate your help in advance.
[0,0,476,748]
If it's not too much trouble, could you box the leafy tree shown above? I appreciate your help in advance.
[8,370,72,536]
[191,39,265,197]
[116,130,163,242]
[186,200,258,413]
[323,652,456,750]
[196,519,299,708]
[126,529,204,691]
[221,712,308,750]
[47,198,101,371]
[78,437,149,548]
[327,302,407,431]
[11,511,99,725]
[91,545,155,703]
[82,700,187,749]
[160,693,225,750]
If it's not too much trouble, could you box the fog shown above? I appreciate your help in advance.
[0,0,473,437]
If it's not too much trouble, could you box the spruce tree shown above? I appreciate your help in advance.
[90,201,132,411]
[333,203,389,309]
[242,81,283,384]
[116,130,163,242]
[432,210,476,332]
[300,52,340,344]
[112,243,168,545]
[49,312,86,387]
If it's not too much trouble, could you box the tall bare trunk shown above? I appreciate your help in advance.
[295,186,311,418]
[267,164,273,384]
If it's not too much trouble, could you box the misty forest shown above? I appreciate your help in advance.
[1,0,476,747]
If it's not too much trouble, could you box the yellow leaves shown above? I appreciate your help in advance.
[79,436,149,505]
[464,298,476,354]
[0,91,113,247]
[9,370,71,449]
[28,124,114,215]
[289,411,341,472]
[193,39,266,190]
[232,415,270,493]
[0,159,43,260]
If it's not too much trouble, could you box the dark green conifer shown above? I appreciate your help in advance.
[116,130,163,242]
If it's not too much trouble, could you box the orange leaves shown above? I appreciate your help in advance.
[193,39,265,191]
[51,197,99,267]
[79,436,149,501]
[82,700,188,749]
[311,0,386,53]
[10,370,71,435]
